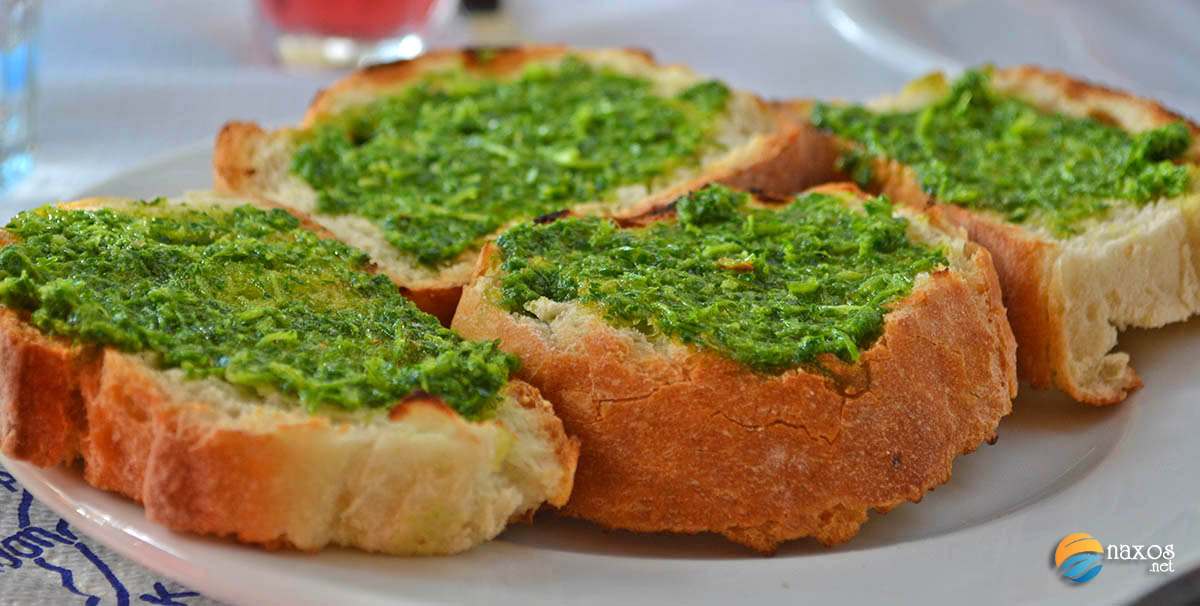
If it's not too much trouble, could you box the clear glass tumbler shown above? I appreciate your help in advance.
[0,0,33,190]
[255,0,459,69]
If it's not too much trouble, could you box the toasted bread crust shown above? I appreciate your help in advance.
[302,46,577,127]
[724,104,843,199]
[0,306,578,553]
[784,65,1199,404]
[451,189,1016,552]
[399,285,464,326]
[0,311,90,468]
[213,46,809,320]
[0,198,580,555]
[929,206,1062,391]
[213,123,466,322]
[991,66,1200,162]
[844,155,1112,397]
[212,121,267,198]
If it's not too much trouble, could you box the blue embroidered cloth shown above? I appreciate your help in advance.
[0,463,220,605]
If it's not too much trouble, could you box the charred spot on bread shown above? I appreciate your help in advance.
[532,209,570,224]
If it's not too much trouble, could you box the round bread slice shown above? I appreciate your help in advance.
[782,66,1200,404]
[214,46,813,323]
[451,183,1016,552]
[0,194,578,555]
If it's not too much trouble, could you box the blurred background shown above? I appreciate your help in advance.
[3,0,1197,213]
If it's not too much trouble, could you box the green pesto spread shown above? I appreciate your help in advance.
[812,70,1193,235]
[292,56,732,266]
[0,202,515,418]
[494,185,946,371]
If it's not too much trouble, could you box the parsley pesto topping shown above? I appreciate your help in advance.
[0,201,515,418]
[292,56,732,267]
[494,185,946,371]
[812,69,1193,235]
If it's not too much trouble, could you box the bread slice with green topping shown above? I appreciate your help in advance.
[0,193,578,555]
[787,66,1200,404]
[214,46,812,324]
[451,183,1016,552]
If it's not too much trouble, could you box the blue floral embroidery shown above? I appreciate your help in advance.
[0,467,203,604]
[0,470,16,493]
[140,582,200,605]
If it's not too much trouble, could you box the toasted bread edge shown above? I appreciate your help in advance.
[450,186,1017,552]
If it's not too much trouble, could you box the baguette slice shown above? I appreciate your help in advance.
[0,194,578,555]
[452,183,1016,552]
[214,46,813,323]
[784,66,1200,404]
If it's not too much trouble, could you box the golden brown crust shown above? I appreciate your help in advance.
[79,349,295,544]
[505,379,581,507]
[718,109,840,200]
[0,310,90,468]
[0,306,577,551]
[399,285,461,327]
[451,191,1016,552]
[302,46,576,126]
[782,65,1194,405]
[214,122,458,324]
[615,120,805,219]
[992,65,1200,162]
[852,158,1129,398]
[929,206,1055,390]
[212,121,267,195]
[929,205,1143,403]
[0,200,580,555]
[0,308,308,547]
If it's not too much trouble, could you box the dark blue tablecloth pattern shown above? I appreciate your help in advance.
[0,462,220,605]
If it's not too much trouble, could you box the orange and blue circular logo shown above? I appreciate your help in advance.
[1055,532,1104,584]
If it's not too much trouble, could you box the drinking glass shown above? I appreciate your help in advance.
[255,0,459,68]
[0,0,34,190]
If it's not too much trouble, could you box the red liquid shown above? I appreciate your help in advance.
[259,0,438,39]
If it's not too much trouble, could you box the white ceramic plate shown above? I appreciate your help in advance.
[4,145,1198,605]
[819,0,1200,118]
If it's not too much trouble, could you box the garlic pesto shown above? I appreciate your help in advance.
[292,56,733,266]
[0,201,516,418]
[494,185,946,371]
[812,69,1193,235]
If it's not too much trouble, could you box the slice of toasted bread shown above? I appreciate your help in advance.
[214,46,810,323]
[0,193,578,555]
[785,66,1200,405]
[451,184,1016,552]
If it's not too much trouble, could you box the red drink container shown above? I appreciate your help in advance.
[256,0,458,68]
